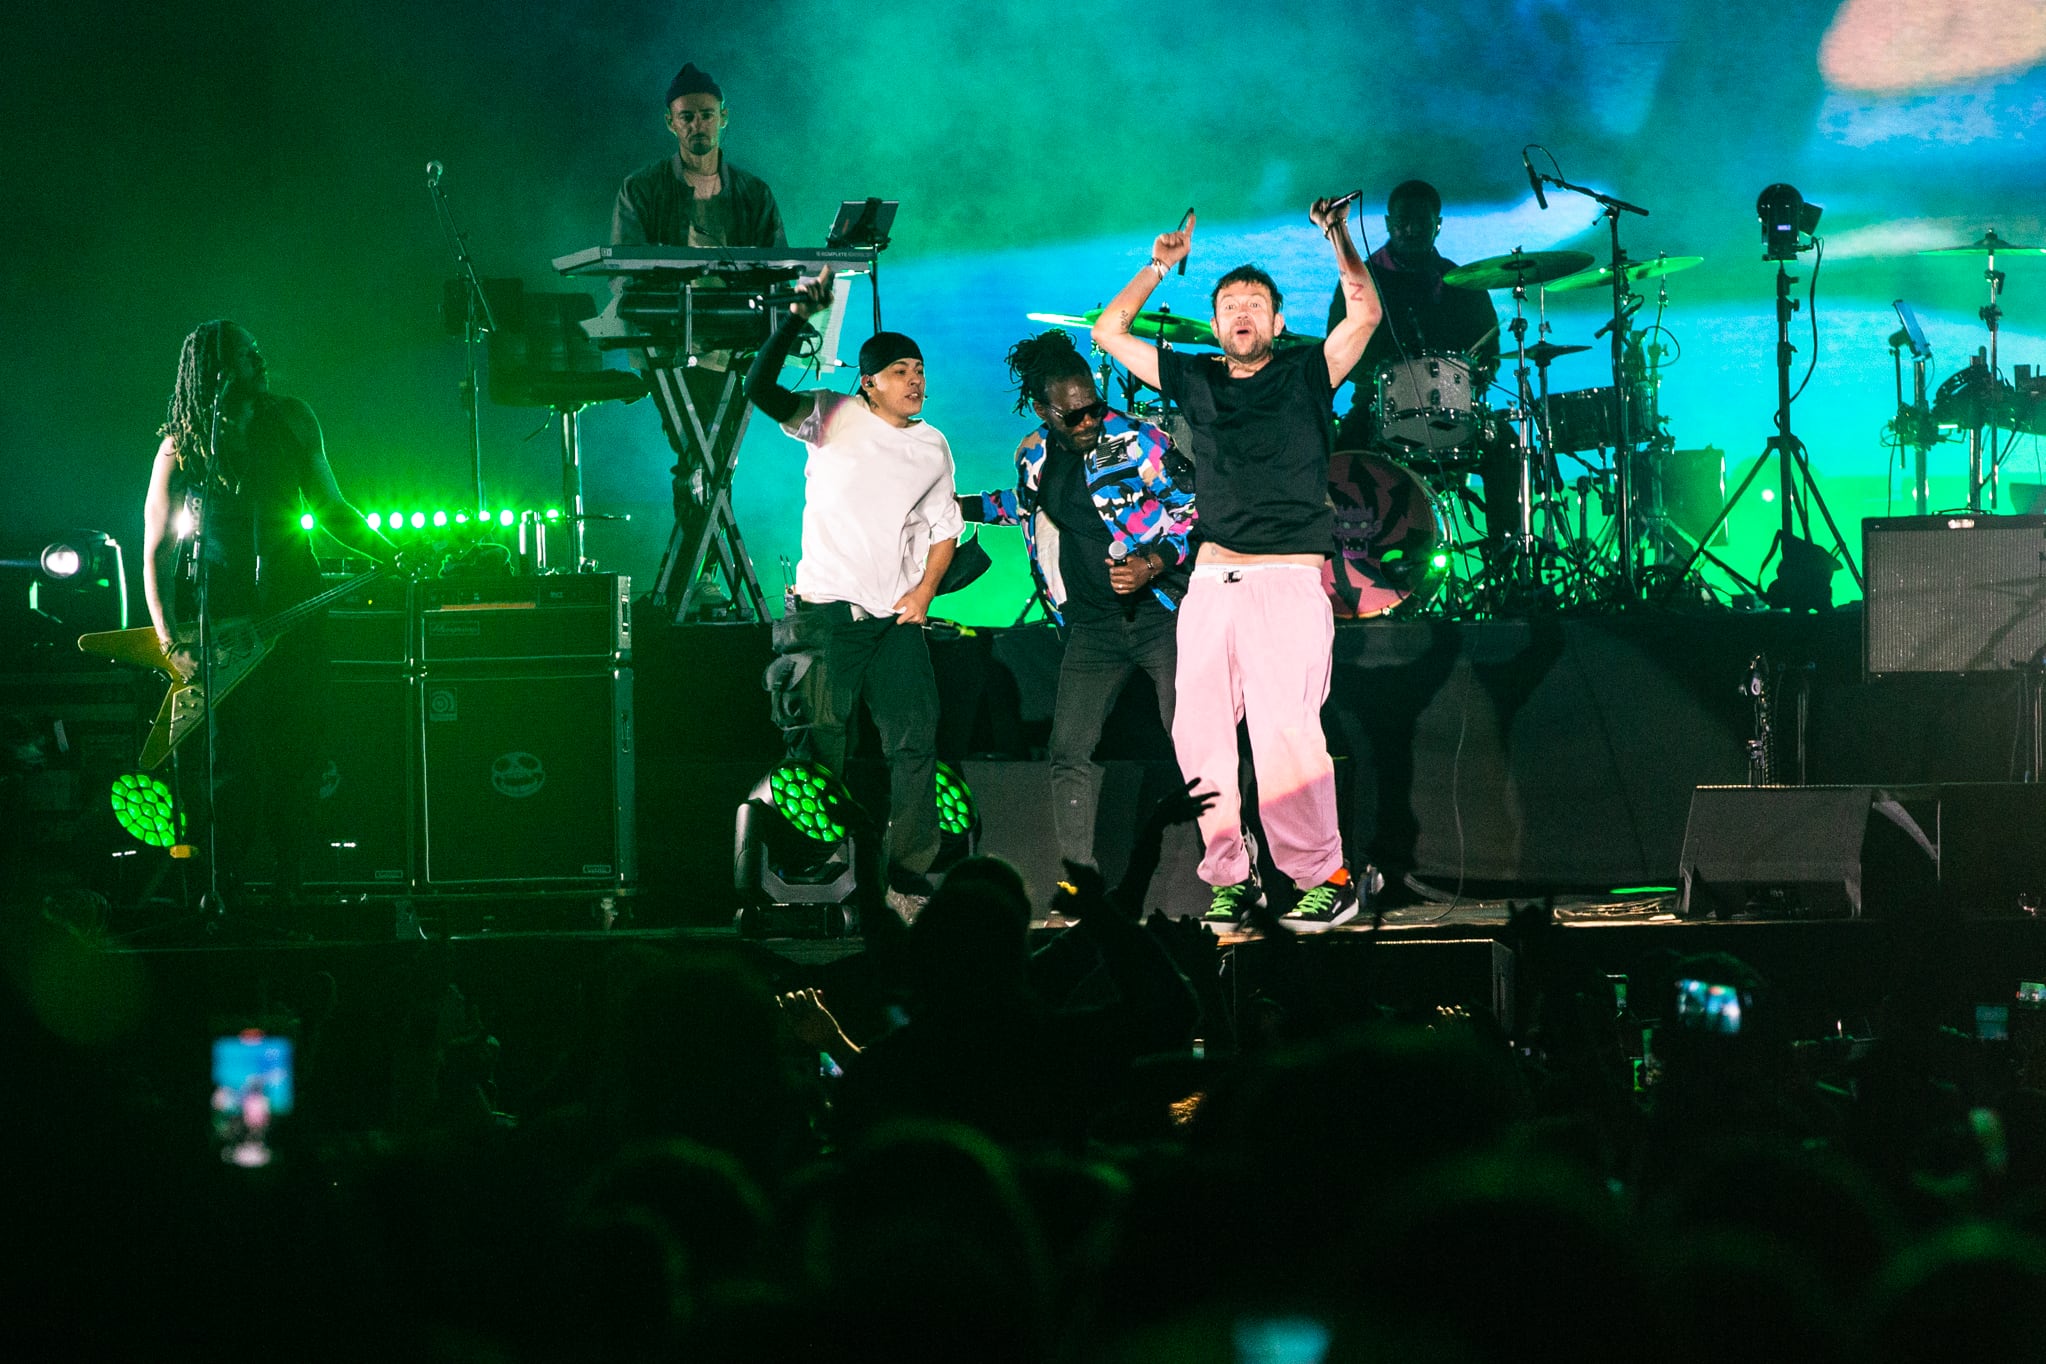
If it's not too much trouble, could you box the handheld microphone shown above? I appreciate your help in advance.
[1109,542,1138,619]
[1522,149,1548,210]
[1322,189,1363,219]
[426,160,444,189]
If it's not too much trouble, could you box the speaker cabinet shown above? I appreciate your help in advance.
[1679,785,1940,919]
[1865,516,2046,675]
[304,670,415,888]
[421,669,635,886]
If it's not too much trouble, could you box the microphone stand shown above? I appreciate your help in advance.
[426,163,499,514]
[1529,166,1649,600]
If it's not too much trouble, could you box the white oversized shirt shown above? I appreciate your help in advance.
[782,390,964,617]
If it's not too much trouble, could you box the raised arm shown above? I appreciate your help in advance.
[1314,198,1382,392]
[1089,214,1195,393]
[745,268,834,426]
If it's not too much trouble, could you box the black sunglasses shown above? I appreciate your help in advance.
[1051,400,1109,429]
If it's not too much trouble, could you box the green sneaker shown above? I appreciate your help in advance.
[1204,880,1265,924]
[1285,870,1363,926]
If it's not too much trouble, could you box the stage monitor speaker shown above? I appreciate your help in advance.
[1679,785,1940,920]
[421,669,635,887]
[1864,515,2046,675]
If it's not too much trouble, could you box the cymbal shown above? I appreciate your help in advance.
[1080,306,1215,345]
[1522,341,1591,365]
[1920,230,2046,256]
[1547,254,1704,293]
[1443,249,1596,291]
[1024,312,1093,328]
[1274,332,1323,349]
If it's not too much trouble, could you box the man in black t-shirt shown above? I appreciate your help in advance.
[1092,202,1382,926]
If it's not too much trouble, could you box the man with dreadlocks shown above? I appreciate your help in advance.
[957,329,1197,875]
[142,320,394,903]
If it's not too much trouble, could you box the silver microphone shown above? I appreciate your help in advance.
[426,160,444,189]
[1322,189,1364,217]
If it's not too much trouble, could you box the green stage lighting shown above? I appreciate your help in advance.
[498,509,515,527]
[387,510,403,529]
[935,762,976,836]
[410,512,426,529]
[299,513,316,531]
[768,762,849,843]
[110,772,178,848]
[432,510,449,527]
[366,513,382,530]
[455,512,470,525]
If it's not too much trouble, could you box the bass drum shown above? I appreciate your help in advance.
[1325,449,1449,618]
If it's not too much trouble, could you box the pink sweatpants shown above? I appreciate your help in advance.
[1170,564,1344,888]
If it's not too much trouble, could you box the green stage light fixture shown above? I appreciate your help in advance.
[110,772,179,848]
[410,512,426,529]
[366,513,382,531]
[498,509,515,527]
[299,513,316,531]
[767,762,850,843]
[935,762,976,837]
[432,510,449,527]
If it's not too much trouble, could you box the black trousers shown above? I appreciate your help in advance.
[1047,608,1179,870]
[211,620,329,898]
[790,600,940,887]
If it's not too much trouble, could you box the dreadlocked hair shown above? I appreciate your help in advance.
[158,320,233,468]
[1003,329,1093,415]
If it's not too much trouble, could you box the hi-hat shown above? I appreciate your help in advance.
[1920,230,2046,256]
[1443,249,1595,291]
[1547,255,1704,293]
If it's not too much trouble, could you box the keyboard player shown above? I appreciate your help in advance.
[611,61,787,614]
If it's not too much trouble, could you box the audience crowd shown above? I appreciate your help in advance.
[12,798,2046,1362]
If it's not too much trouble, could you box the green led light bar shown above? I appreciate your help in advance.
[768,762,848,844]
[935,761,975,836]
[110,772,179,848]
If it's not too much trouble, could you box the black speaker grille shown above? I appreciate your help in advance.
[1864,516,2046,674]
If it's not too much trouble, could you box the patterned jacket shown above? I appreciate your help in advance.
[965,411,1197,621]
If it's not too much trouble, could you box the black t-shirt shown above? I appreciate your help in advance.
[1041,441,1155,623]
[169,395,324,621]
[1157,343,1335,556]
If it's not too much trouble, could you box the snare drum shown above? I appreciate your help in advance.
[1325,450,1449,618]
[1375,351,1482,452]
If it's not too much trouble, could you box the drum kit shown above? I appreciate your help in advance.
[1027,221,2046,619]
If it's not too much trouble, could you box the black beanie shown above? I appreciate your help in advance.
[858,332,923,376]
[665,63,722,105]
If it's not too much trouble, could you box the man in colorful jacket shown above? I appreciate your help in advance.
[959,329,1198,873]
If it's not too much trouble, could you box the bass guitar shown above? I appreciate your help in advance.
[77,565,395,770]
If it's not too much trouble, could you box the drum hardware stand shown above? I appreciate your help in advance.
[1972,235,2010,512]
[1527,163,1651,598]
[1666,255,1862,609]
[425,160,499,514]
[1887,303,1936,515]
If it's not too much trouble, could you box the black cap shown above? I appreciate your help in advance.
[858,332,923,377]
[665,63,722,105]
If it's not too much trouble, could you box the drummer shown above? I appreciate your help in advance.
[1327,180,1500,449]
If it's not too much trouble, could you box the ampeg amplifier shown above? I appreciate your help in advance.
[420,574,630,665]
[325,574,411,666]
[420,668,635,886]
[1865,516,2046,675]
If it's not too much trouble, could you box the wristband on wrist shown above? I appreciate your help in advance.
[1149,259,1170,279]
